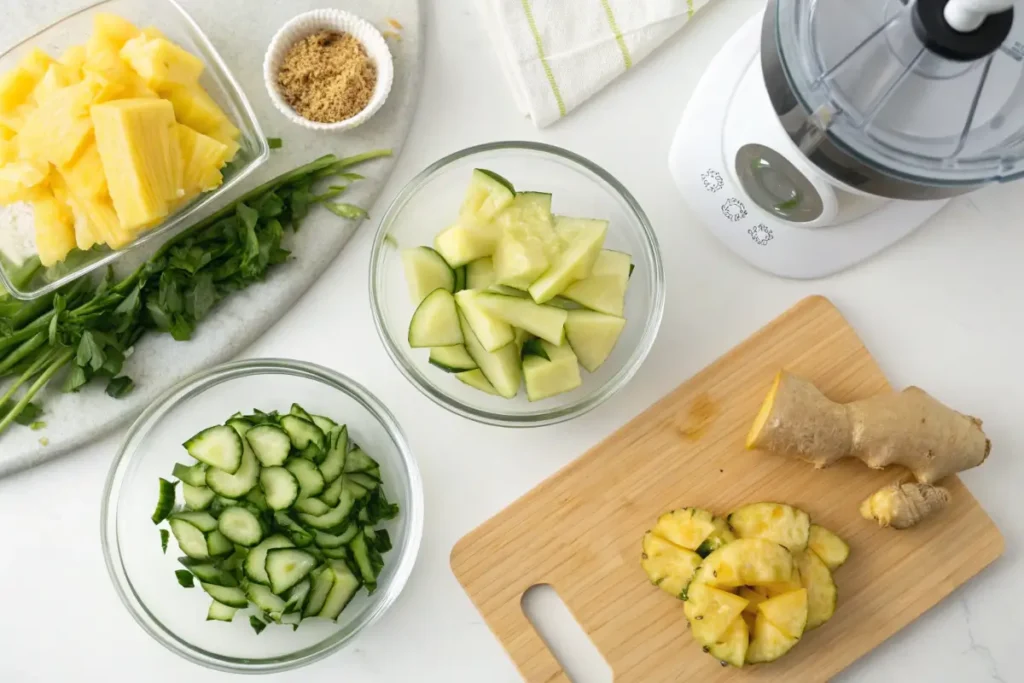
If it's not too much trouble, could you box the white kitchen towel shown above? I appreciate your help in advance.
[480,0,714,127]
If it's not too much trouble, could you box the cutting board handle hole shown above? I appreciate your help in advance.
[521,584,613,683]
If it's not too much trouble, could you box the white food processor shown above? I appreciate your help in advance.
[670,0,1023,278]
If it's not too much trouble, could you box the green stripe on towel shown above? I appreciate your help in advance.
[600,0,633,69]
[520,0,567,118]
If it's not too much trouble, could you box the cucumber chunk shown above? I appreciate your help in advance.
[284,578,312,614]
[206,530,234,558]
[170,511,219,533]
[401,246,455,304]
[458,311,520,398]
[528,217,608,303]
[429,345,478,373]
[456,368,499,395]
[169,518,210,560]
[522,341,582,401]
[295,497,331,516]
[184,425,243,473]
[172,462,208,487]
[560,250,632,316]
[318,561,362,620]
[310,415,338,434]
[465,257,497,290]
[492,192,557,289]
[182,483,215,511]
[453,265,467,292]
[459,168,515,223]
[152,478,177,524]
[279,415,325,451]
[207,600,238,622]
[247,582,287,616]
[246,425,291,467]
[433,222,501,267]
[455,290,514,352]
[205,443,260,499]
[474,293,567,345]
[260,466,299,510]
[564,310,626,372]
[245,535,294,584]
[408,289,463,348]
[266,548,318,594]
[343,448,380,474]
[217,506,264,546]
[298,489,356,529]
[286,458,325,499]
[304,566,335,617]
[180,558,237,586]
[201,583,249,608]
[319,426,348,484]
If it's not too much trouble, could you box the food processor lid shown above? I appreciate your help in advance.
[770,0,1024,191]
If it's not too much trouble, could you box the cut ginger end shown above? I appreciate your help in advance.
[746,371,782,449]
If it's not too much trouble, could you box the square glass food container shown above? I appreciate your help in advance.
[0,0,268,300]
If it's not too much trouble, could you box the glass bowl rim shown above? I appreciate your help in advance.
[0,0,269,301]
[368,140,665,427]
[100,358,425,674]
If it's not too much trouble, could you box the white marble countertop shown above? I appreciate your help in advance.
[1,0,1020,681]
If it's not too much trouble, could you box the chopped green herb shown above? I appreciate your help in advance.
[267,137,283,149]
[174,570,195,588]
[105,376,135,399]
[29,420,45,430]
[160,529,170,554]
[325,202,368,219]
[13,402,41,426]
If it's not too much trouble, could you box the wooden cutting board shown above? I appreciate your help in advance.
[450,296,1003,682]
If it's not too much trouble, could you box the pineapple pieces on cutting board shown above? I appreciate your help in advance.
[640,502,850,669]
[0,12,239,266]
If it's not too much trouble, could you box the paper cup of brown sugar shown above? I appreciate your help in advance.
[264,9,394,132]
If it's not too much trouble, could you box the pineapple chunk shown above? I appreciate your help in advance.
[807,524,850,571]
[683,582,750,646]
[59,142,108,199]
[177,123,228,195]
[0,104,31,133]
[32,63,82,105]
[652,508,732,553]
[91,98,181,230]
[92,13,140,50]
[707,616,749,668]
[52,174,96,251]
[640,531,702,600]
[0,138,16,165]
[121,36,204,89]
[68,192,133,248]
[160,84,229,135]
[746,613,799,664]
[0,123,15,141]
[0,159,48,203]
[141,26,167,41]
[32,191,76,266]
[19,80,97,167]
[727,502,811,552]
[0,68,38,114]
[757,588,808,639]
[58,45,87,72]
[83,47,156,100]
[19,48,55,80]
[692,538,796,588]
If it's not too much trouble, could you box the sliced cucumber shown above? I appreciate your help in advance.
[279,415,325,451]
[184,425,243,473]
[319,430,348,484]
[343,448,379,474]
[560,249,631,316]
[205,443,260,499]
[206,530,235,558]
[295,497,331,516]
[289,403,313,421]
[455,290,514,352]
[284,578,312,614]
[246,424,291,467]
[315,525,360,548]
[245,535,294,584]
[465,257,496,290]
[318,561,362,620]
[298,489,356,529]
[152,478,177,524]
[319,475,344,506]
[286,458,325,499]
[433,222,501,267]
[247,582,287,615]
[492,192,556,289]
[401,246,455,304]
[459,168,515,223]
[169,519,210,560]
[350,533,379,591]
[522,341,582,401]
[260,466,299,510]
[521,338,549,360]
[311,415,338,434]
[528,217,608,303]
[266,548,318,594]
[459,311,520,398]
[217,506,264,546]
[172,462,208,487]
[455,368,499,395]
[207,600,238,622]
[408,288,463,348]
[321,546,350,560]
[170,511,219,533]
[179,558,238,586]
[273,512,315,547]
[564,310,626,373]
[182,483,215,511]
[304,566,335,617]
[201,583,249,608]
[428,345,478,373]
[454,265,467,292]
[246,487,269,511]
[474,293,567,345]
[348,472,381,490]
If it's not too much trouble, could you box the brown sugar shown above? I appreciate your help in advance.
[277,31,377,123]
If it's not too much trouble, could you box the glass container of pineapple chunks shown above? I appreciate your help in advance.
[0,0,268,300]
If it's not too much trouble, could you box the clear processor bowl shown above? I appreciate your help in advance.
[369,142,665,427]
[0,0,268,300]
[101,359,424,673]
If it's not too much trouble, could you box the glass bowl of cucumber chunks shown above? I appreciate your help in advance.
[370,141,664,426]
[101,359,423,673]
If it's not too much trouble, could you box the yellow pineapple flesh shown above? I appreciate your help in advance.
[160,84,229,135]
[177,123,228,196]
[121,36,204,89]
[18,79,97,168]
[51,174,96,251]
[19,48,55,80]
[0,68,38,115]
[0,159,49,204]
[91,98,181,230]
[32,190,77,266]
[92,13,140,51]
[58,45,87,71]
[59,141,108,199]
[32,63,82,105]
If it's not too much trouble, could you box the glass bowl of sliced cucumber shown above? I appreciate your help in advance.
[101,359,423,673]
[369,141,664,426]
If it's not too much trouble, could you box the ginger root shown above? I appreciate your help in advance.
[746,371,990,484]
[860,481,951,529]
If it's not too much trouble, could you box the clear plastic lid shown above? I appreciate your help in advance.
[775,0,1024,187]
